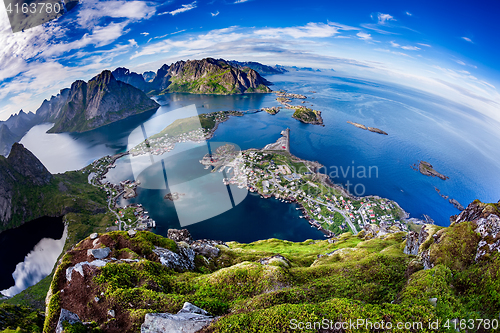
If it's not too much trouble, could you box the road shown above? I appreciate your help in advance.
[108,191,125,230]
[267,167,358,235]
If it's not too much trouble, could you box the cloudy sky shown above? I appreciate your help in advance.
[0,0,499,122]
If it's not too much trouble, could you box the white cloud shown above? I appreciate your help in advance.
[401,45,420,51]
[406,11,412,16]
[211,11,220,17]
[41,21,131,58]
[376,13,396,24]
[390,41,420,51]
[128,39,138,47]
[455,59,466,66]
[255,22,356,39]
[234,0,250,3]
[375,48,412,58]
[417,43,431,47]
[141,32,150,36]
[76,0,156,29]
[360,23,396,35]
[9,92,33,106]
[161,1,197,16]
[462,37,473,43]
[357,32,372,41]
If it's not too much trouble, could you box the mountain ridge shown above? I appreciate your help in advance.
[46,70,160,133]
[0,143,108,233]
[0,110,41,156]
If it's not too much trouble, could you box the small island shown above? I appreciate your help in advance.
[417,161,449,180]
[292,106,323,125]
[262,106,281,115]
[347,121,388,135]
[435,187,464,211]
[273,90,324,125]
[164,192,185,201]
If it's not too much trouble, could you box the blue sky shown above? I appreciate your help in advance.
[0,0,499,122]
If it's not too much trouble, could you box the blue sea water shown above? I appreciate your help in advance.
[22,71,500,240]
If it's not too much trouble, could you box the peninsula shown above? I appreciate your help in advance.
[200,129,408,237]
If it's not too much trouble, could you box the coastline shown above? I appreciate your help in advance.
[248,149,413,235]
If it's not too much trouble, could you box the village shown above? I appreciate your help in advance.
[81,124,409,238]
[82,153,156,232]
[200,139,408,237]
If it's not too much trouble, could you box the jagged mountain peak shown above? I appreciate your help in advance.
[47,70,159,133]
[7,142,52,186]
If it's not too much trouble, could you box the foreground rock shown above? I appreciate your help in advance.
[168,228,194,243]
[141,302,214,333]
[153,245,196,271]
[56,309,81,333]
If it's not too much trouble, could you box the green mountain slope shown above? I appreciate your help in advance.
[39,198,500,333]
[152,58,272,95]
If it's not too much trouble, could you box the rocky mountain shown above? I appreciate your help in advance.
[0,143,52,227]
[142,71,156,83]
[0,110,41,156]
[111,67,149,92]
[227,60,288,75]
[3,110,39,137]
[77,59,272,101]
[157,58,272,95]
[36,88,70,122]
[0,143,107,232]
[35,198,500,333]
[0,124,18,156]
[150,64,171,92]
[47,70,160,133]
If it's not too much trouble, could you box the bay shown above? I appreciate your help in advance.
[19,71,500,236]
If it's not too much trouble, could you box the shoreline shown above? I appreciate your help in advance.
[249,149,414,235]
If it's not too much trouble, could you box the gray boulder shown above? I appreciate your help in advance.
[141,302,213,333]
[66,260,107,282]
[87,247,111,259]
[191,242,220,259]
[404,224,430,255]
[90,232,98,240]
[153,246,195,271]
[178,302,210,316]
[167,229,194,244]
[56,309,81,333]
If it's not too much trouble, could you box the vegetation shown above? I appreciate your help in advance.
[291,107,323,125]
[158,59,271,95]
[0,304,44,333]
[2,170,109,233]
[33,216,500,332]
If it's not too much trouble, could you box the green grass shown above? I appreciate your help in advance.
[3,198,494,333]
[1,274,53,310]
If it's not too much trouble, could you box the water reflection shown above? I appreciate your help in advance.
[1,225,67,297]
